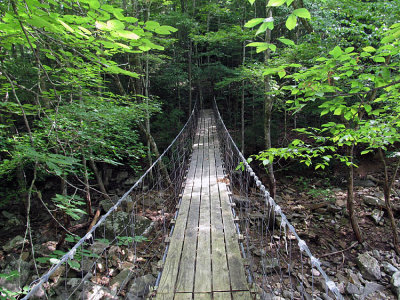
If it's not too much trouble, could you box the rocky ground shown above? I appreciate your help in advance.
[0,166,399,299]
[272,172,400,300]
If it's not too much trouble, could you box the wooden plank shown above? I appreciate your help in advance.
[209,118,230,292]
[157,115,204,295]
[174,293,193,300]
[175,114,205,292]
[194,116,212,293]
[158,110,250,298]
[214,292,232,300]
[214,130,249,292]
[193,293,212,300]
[156,294,177,300]
[232,291,252,299]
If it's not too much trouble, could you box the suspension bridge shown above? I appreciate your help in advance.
[23,100,343,300]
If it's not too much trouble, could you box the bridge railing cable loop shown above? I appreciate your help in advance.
[23,101,199,300]
[212,98,344,300]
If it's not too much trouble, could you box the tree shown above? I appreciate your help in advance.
[251,19,400,248]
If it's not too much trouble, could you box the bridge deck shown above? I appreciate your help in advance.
[156,109,251,299]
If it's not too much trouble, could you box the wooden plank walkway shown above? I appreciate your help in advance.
[156,110,251,300]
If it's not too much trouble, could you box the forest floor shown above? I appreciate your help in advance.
[1,160,399,299]
[272,160,400,299]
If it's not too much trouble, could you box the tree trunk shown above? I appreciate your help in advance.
[188,40,193,116]
[347,145,363,243]
[57,177,70,249]
[263,7,276,198]
[137,122,172,187]
[241,40,246,154]
[82,155,92,216]
[89,157,110,199]
[379,149,400,254]
[144,53,153,173]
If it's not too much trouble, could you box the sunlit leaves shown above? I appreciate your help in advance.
[286,14,297,30]
[113,30,140,40]
[363,46,376,52]
[58,19,74,33]
[247,42,276,53]
[329,46,343,58]
[244,17,274,36]
[244,18,265,29]
[267,0,286,7]
[278,37,295,46]
[256,21,274,35]
[292,8,311,19]
[381,22,400,43]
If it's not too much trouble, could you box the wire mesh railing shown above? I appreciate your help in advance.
[212,98,344,300]
[23,102,199,300]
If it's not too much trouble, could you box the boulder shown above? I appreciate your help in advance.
[127,274,156,298]
[0,259,32,293]
[103,211,151,240]
[360,281,385,299]
[116,171,129,182]
[1,211,23,228]
[262,258,280,272]
[3,236,27,252]
[382,261,399,276]
[100,196,118,212]
[346,282,361,295]
[362,195,385,208]
[370,209,384,225]
[89,241,109,256]
[80,281,118,300]
[391,271,400,298]
[357,252,381,281]
[110,268,135,292]
[123,177,139,186]
[232,196,250,207]
[354,179,376,187]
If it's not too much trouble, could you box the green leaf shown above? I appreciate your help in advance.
[247,42,275,53]
[68,260,80,269]
[107,19,125,30]
[256,22,269,36]
[88,0,100,9]
[373,56,385,63]
[115,30,140,40]
[292,8,311,19]
[329,46,343,58]
[248,0,256,5]
[246,42,267,47]
[268,0,286,6]
[333,107,343,115]
[58,19,74,33]
[78,26,92,35]
[36,257,50,264]
[345,70,353,77]
[145,20,160,31]
[286,14,297,30]
[361,150,372,155]
[364,104,372,113]
[278,37,295,46]
[363,46,376,52]
[345,47,354,53]
[278,70,286,78]
[244,18,264,28]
